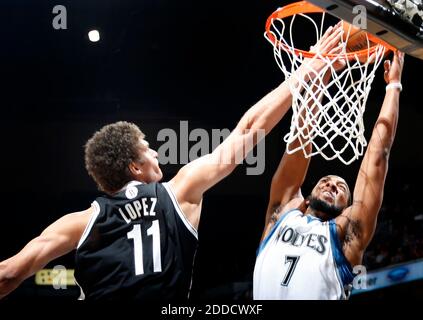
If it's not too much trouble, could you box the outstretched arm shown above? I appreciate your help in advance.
[170,25,344,229]
[0,207,93,299]
[337,51,404,266]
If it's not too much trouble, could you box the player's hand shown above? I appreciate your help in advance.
[384,50,404,84]
[327,43,346,72]
[301,22,345,78]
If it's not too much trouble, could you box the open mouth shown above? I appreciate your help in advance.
[322,191,335,202]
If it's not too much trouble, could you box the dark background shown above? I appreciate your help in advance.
[0,0,422,300]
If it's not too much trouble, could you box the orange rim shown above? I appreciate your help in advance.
[265,1,394,60]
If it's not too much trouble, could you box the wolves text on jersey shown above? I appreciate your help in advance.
[275,225,328,254]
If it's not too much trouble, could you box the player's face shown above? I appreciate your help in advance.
[137,138,163,183]
[311,175,350,210]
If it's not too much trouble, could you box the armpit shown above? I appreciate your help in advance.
[343,217,363,246]
[270,205,282,224]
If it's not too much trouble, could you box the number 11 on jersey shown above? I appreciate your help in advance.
[127,220,162,275]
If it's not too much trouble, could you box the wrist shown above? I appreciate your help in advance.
[386,82,402,92]
[299,60,322,82]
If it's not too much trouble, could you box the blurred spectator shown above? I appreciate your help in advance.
[363,181,423,270]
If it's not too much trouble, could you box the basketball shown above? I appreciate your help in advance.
[342,21,374,52]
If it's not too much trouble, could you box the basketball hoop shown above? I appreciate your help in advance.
[265,1,393,165]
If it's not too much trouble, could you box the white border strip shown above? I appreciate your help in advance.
[75,278,86,301]
[77,201,101,249]
[162,183,198,240]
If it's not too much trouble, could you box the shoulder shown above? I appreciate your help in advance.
[67,206,97,233]
[40,206,95,250]
[56,206,95,227]
[268,197,304,228]
[276,197,304,217]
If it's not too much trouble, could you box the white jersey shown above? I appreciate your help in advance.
[253,209,354,300]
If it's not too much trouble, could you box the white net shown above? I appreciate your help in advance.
[266,11,386,165]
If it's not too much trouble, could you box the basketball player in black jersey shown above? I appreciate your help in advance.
[0,25,345,301]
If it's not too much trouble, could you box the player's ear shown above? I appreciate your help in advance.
[128,161,142,176]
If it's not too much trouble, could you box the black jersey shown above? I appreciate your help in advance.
[74,181,198,301]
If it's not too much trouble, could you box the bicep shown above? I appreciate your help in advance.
[268,148,310,210]
[11,208,93,279]
[41,209,93,247]
[348,149,388,250]
[260,204,282,243]
[261,197,303,243]
[266,152,306,230]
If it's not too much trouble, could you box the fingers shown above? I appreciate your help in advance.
[319,24,343,54]
[315,22,342,49]
[329,43,344,55]
[310,26,333,53]
[393,50,405,67]
[367,51,377,64]
[394,50,404,60]
[322,25,342,47]
[384,60,391,72]
[384,62,389,82]
[320,25,335,42]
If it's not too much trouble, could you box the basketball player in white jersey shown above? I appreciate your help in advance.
[0,26,345,300]
[253,50,404,300]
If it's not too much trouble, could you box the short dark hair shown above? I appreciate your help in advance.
[84,121,145,194]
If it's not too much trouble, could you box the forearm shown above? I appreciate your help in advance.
[0,238,49,285]
[237,80,292,135]
[248,62,325,129]
[370,89,400,152]
[291,70,331,150]
[350,89,400,249]
[0,211,88,299]
[0,258,21,298]
[353,89,400,205]
[0,235,70,298]
[235,65,319,149]
[242,24,343,135]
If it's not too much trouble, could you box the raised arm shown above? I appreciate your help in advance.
[169,26,345,229]
[338,51,404,266]
[0,207,93,299]
[261,68,340,241]
[261,41,348,239]
[169,26,344,228]
[169,80,295,228]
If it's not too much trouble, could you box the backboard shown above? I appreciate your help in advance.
[306,0,423,59]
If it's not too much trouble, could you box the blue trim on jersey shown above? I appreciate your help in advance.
[256,209,297,257]
[306,215,321,224]
[329,220,354,287]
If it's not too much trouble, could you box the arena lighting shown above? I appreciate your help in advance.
[88,30,100,42]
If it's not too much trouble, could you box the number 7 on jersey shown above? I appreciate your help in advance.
[281,255,300,286]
